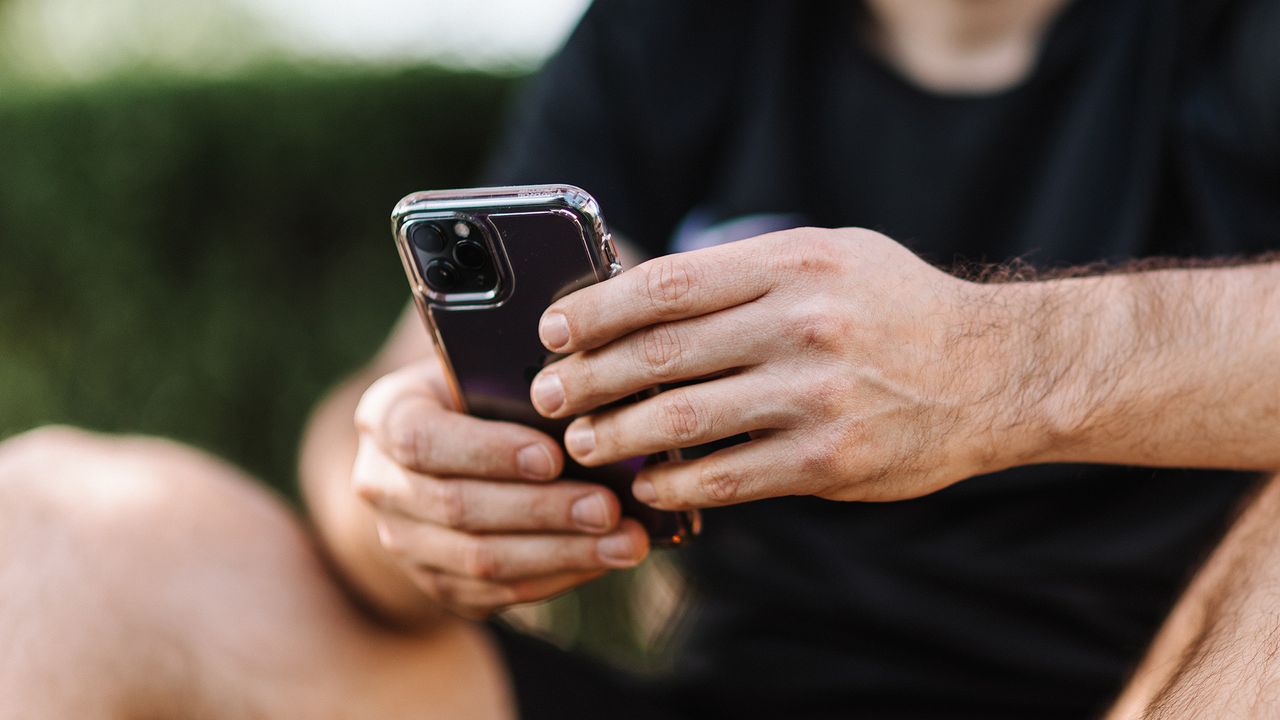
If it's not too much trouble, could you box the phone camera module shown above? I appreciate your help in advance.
[423,259,458,292]
[410,217,500,299]
[410,223,447,253]
[453,240,489,269]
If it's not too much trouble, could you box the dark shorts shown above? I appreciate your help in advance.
[489,621,691,720]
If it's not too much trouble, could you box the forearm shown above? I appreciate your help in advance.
[299,309,446,628]
[1012,261,1280,471]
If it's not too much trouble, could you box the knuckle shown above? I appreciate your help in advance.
[658,393,707,445]
[638,324,686,378]
[486,583,520,608]
[428,480,468,528]
[698,462,743,504]
[426,572,510,615]
[414,567,448,602]
[354,373,405,435]
[780,229,845,275]
[565,354,601,405]
[787,301,848,354]
[436,579,468,608]
[506,579,546,605]
[643,258,697,314]
[800,433,847,478]
[379,526,408,558]
[525,487,565,528]
[460,537,500,580]
[387,422,428,469]
[801,372,850,417]
[350,471,384,504]
[352,384,384,435]
[802,232,845,269]
[431,573,496,614]
[563,537,603,569]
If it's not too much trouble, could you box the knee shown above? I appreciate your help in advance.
[0,426,351,716]
[0,426,135,542]
[0,424,100,483]
[0,424,176,506]
[0,424,360,622]
[0,425,329,625]
[0,425,271,546]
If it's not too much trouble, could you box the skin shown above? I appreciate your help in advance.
[863,0,1071,92]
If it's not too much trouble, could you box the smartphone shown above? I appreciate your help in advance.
[391,184,700,546]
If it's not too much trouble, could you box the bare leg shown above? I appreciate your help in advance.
[1108,472,1280,719]
[0,427,515,720]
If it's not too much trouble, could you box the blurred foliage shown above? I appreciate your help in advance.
[0,65,515,490]
[0,64,663,668]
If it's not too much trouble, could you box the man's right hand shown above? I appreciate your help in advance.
[351,359,650,618]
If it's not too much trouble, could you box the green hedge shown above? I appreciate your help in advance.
[0,66,516,493]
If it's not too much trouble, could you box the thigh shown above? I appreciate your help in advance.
[1106,472,1279,719]
[0,426,514,720]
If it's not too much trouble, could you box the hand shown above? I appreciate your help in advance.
[530,228,1045,509]
[351,360,650,618]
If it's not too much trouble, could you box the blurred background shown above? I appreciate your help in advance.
[0,0,677,668]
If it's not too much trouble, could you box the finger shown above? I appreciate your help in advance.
[563,371,795,467]
[540,238,782,354]
[404,567,605,615]
[531,303,774,418]
[632,437,800,510]
[357,372,562,481]
[357,447,621,534]
[376,517,650,580]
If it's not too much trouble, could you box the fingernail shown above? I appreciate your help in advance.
[540,312,570,350]
[565,422,596,457]
[571,493,611,531]
[598,533,640,567]
[531,372,565,414]
[516,444,555,479]
[632,479,657,504]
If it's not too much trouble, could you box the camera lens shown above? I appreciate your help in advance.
[453,240,489,269]
[410,223,447,253]
[423,259,458,292]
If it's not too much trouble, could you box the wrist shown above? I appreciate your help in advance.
[998,274,1129,467]
[950,275,1118,474]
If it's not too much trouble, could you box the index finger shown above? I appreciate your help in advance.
[357,369,563,480]
[539,236,781,353]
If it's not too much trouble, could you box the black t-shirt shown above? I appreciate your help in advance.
[486,0,1280,717]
